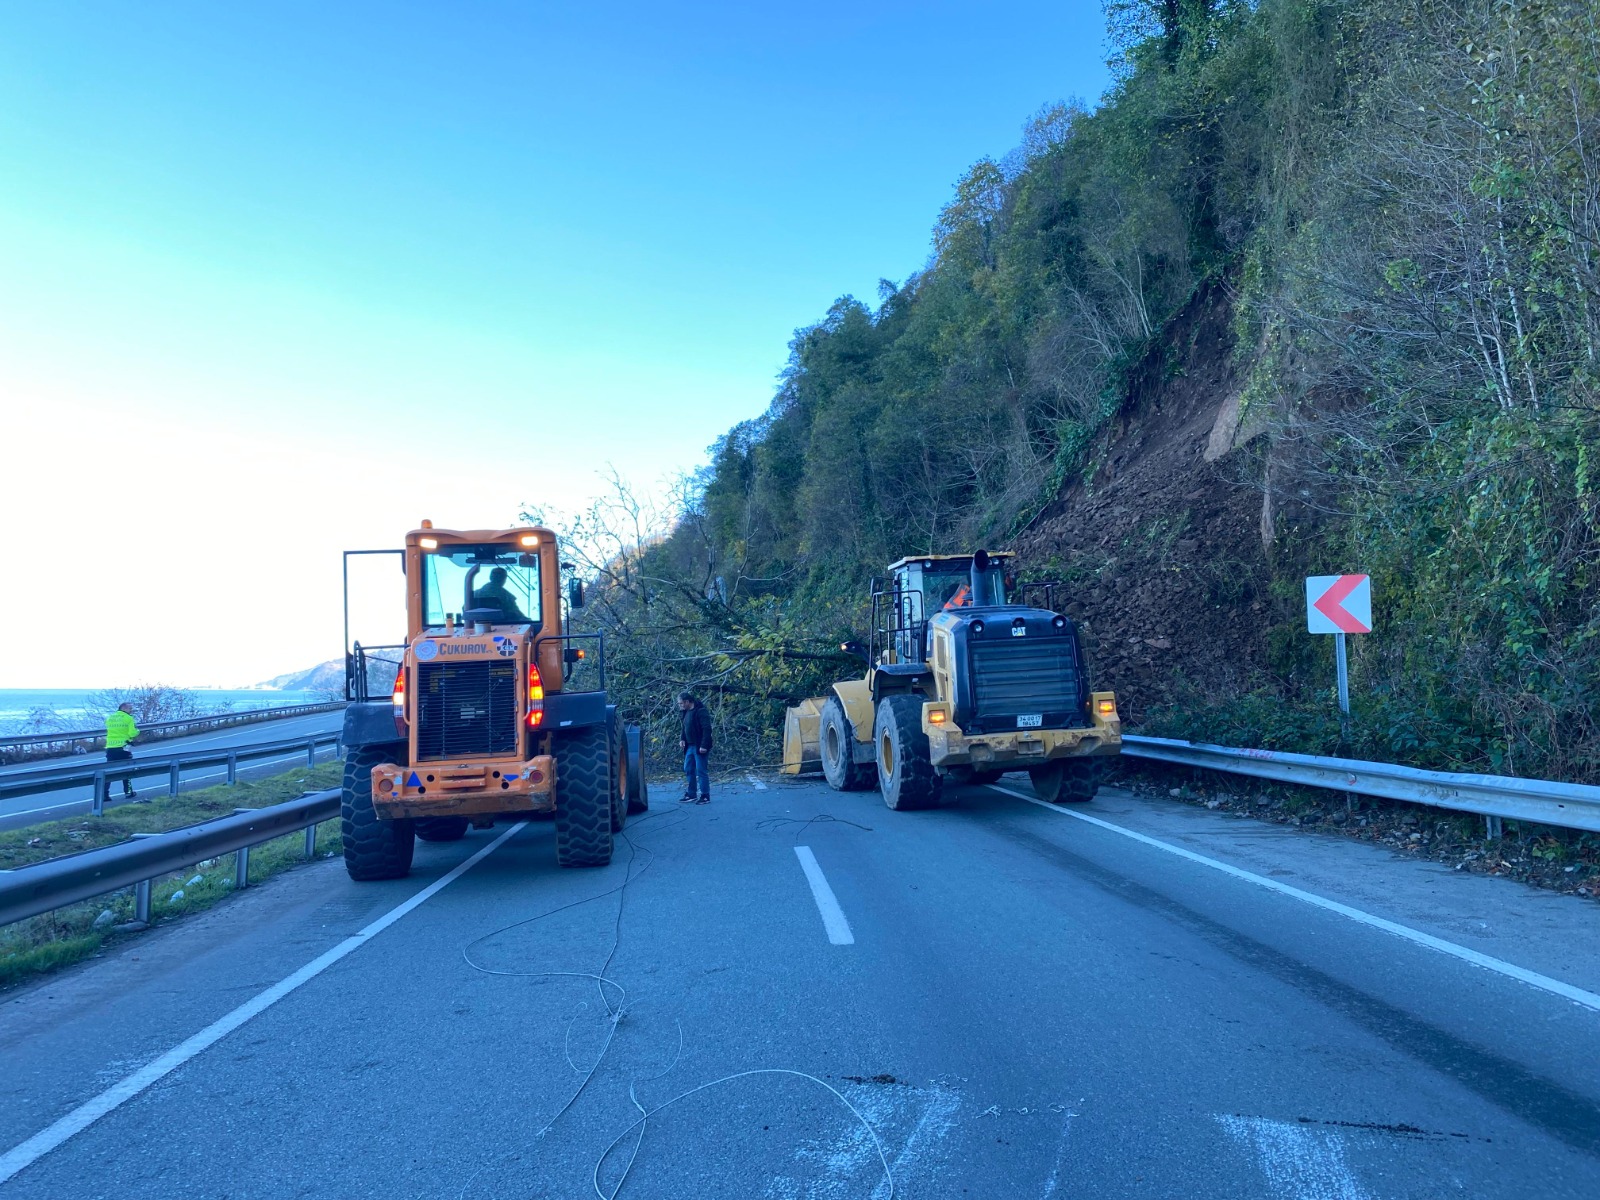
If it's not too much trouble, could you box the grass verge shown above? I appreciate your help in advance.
[1,761,345,991]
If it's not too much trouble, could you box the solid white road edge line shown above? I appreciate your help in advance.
[989,784,1600,1014]
[0,822,528,1186]
[794,845,855,945]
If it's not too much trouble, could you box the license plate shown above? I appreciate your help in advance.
[1017,714,1043,728]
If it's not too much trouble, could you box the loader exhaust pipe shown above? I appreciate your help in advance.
[970,550,993,608]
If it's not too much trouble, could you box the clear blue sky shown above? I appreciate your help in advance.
[0,1,1112,686]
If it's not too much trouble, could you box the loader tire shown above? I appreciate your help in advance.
[342,745,415,881]
[609,710,627,834]
[415,817,469,842]
[821,696,874,791]
[1030,759,1099,805]
[625,726,649,814]
[555,724,614,868]
[875,694,943,811]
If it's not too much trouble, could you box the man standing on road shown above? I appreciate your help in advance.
[103,701,141,804]
[677,690,713,804]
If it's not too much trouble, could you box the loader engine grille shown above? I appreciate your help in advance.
[416,660,519,760]
[969,638,1085,728]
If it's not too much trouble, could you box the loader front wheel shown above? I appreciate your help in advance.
[875,694,943,811]
[415,817,470,842]
[342,745,415,881]
[1030,760,1099,805]
[609,710,628,834]
[821,696,873,791]
[625,725,649,814]
[554,725,614,868]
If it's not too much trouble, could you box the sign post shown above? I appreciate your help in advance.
[1306,574,1372,738]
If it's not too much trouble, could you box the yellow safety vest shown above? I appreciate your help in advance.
[105,710,139,749]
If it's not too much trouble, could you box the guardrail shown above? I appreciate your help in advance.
[0,790,340,928]
[0,701,345,759]
[1121,734,1600,836]
[0,732,343,814]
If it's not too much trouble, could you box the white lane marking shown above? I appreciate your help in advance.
[1217,1115,1372,1200]
[794,845,855,945]
[745,772,769,790]
[0,822,526,1185]
[990,784,1600,1013]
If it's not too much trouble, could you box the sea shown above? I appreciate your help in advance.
[0,689,330,737]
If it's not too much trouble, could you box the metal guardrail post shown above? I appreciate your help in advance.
[1486,814,1503,839]
[306,741,316,767]
[227,753,238,785]
[92,771,105,817]
[168,762,181,798]
[134,879,151,924]
[303,825,318,859]
[235,846,250,889]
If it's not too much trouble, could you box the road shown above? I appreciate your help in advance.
[0,710,346,828]
[2,775,1597,1198]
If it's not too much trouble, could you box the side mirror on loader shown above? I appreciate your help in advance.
[840,640,870,664]
[568,579,585,609]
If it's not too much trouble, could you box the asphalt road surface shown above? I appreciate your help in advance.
[0,710,346,828]
[2,774,1597,1198]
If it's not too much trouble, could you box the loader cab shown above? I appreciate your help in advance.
[422,546,543,631]
[881,553,1012,664]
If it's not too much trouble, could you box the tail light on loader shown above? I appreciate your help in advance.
[527,662,545,728]
[392,670,408,737]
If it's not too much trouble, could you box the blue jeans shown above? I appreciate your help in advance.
[683,748,710,798]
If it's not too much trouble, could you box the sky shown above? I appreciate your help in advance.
[0,1,1112,688]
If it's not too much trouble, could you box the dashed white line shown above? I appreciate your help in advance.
[794,845,855,945]
[990,783,1600,1013]
[0,822,526,1186]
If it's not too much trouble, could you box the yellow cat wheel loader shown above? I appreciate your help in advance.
[338,523,646,881]
[782,551,1121,809]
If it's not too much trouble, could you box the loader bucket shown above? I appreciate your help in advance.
[781,697,825,776]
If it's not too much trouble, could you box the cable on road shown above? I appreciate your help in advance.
[755,813,876,841]
[457,798,897,1200]
[593,1069,894,1200]
[453,808,690,1199]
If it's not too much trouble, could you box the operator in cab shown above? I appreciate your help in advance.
[472,567,529,623]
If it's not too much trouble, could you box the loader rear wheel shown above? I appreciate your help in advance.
[342,745,415,881]
[1030,760,1099,805]
[415,817,469,842]
[554,724,614,868]
[625,725,649,814]
[821,696,874,791]
[875,694,943,811]
[609,711,628,834]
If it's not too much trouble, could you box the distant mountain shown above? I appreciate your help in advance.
[256,660,345,693]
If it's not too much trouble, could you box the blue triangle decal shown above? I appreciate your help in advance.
[407,772,421,788]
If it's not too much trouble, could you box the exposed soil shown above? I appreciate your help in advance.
[1014,286,1283,726]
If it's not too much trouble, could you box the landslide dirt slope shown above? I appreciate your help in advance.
[1016,289,1283,725]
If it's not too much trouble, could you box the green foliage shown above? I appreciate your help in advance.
[574,0,1600,781]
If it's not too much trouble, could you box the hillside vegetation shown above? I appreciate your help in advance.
[565,0,1599,782]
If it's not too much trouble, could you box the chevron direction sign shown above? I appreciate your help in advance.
[1306,574,1372,634]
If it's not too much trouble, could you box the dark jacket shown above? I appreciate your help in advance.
[681,702,713,751]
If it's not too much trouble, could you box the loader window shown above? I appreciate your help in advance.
[927,566,1006,609]
[422,545,542,628]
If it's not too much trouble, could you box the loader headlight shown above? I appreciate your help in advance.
[1052,615,1067,631]
[971,620,985,635]
[1096,698,1117,716]
[520,533,540,547]
[419,537,438,550]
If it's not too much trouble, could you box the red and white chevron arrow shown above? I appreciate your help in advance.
[1306,575,1372,634]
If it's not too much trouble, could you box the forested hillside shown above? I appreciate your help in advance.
[566,0,1599,782]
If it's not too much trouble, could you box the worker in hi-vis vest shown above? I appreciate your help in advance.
[103,702,142,804]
